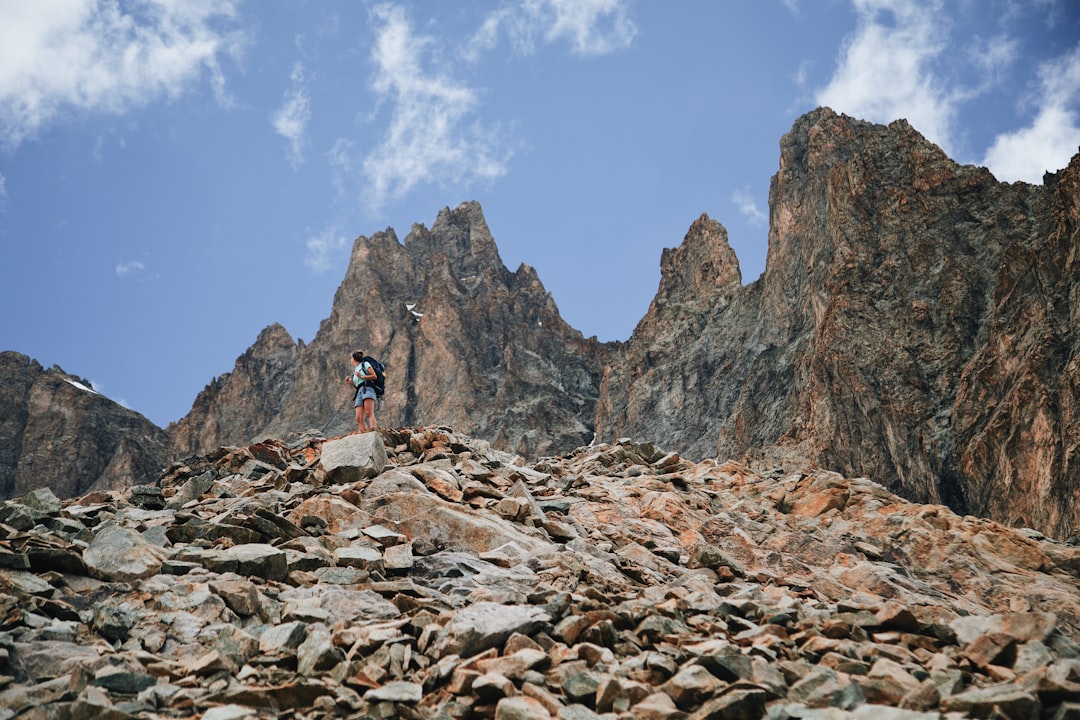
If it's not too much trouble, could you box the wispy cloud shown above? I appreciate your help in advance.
[115,260,145,278]
[533,0,637,56]
[360,3,513,213]
[0,1,247,150]
[732,188,767,226]
[359,1,635,214]
[272,61,311,169]
[328,137,356,201]
[463,0,636,60]
[983,43,1080,182]
[815,0,960,154]
[304,226,349,273]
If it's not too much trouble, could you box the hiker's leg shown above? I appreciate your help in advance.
[363,397,377,431]
[354,401,364,432]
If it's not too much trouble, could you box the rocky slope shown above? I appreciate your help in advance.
[2,428,1079,718]
[0,351,170,500]
[169,202,609,461]
[596,108,1080,540]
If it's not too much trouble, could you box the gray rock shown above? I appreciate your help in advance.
[365,680,424,704]
[258,621,308,654]
[435,602,552,658]
[83,523,164,582]
[495,695,554,720]
[383,542,415,572]
[297,625,344,676]
[21,487,62,514]
[941,683,1041,720]
[319,432,389,483]
[167,469,216,509]
[662,664,726,709]
[205,543,288,581]
[335,544,386,573]
[688,688,768,720]
[276,586,400,625]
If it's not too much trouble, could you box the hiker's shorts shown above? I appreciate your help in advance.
[355,386,377,406]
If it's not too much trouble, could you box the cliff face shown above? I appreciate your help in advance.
[594,214,749,455]
[951,148,1080,534]
[170,202,610,460]
[758,109,1015,506]
[595,107,1080,538]
[0,351,170,500]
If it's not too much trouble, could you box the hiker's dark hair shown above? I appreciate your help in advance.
[352,350,365,363]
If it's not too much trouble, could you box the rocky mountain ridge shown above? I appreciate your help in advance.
[168,202,609,462]
[1,107,1078,541]
[599,108,1080,539]
[0,352,170,501]
[2,427,1079,718]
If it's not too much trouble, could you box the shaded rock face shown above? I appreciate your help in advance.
[596,107,1080,540]
[0,351,170,500]
[595,214,748,456]
[170,202,609,461]
[2,429,1080,718]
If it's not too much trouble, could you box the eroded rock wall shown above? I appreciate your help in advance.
[0,351,170,500]
[595,108,1080,539]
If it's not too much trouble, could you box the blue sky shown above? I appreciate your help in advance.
[1,0,1078,429]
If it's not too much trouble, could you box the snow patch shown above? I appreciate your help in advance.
[64,379,98,394]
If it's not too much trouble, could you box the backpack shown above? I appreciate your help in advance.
[360,356,386,398]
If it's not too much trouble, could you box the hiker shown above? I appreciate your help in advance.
[350,350,378,432]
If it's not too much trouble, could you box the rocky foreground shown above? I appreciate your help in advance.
[1,429,1079,719]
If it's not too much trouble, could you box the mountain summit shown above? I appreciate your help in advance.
[169,200,610,461]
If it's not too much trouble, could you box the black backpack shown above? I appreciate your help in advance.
[360,356,386,398]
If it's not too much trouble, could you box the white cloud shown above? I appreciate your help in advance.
[965,33,1018,90]
[983,44,1080,182]
[0,0,246,150]
[534,0,636,56]
[463,0,636,60]
[814,0,1079,182]
[732,188,767,226]
[815,0,959,154]
[304,226,348,273]
[360,1,635,212]
[272,61,311,169]
[0,172,6,203]
[115,259,145,277]
[328,137,356,201]
[361,3,513,213]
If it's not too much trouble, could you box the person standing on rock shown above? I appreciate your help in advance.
[350,350,378,432]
